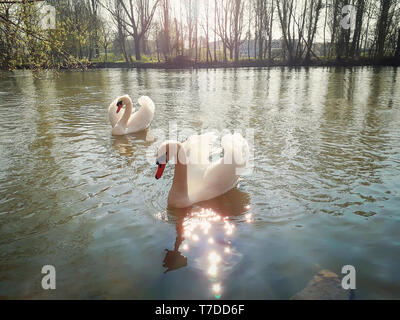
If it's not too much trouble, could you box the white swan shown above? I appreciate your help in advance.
[155,132,249,208]
[108,94,155,136]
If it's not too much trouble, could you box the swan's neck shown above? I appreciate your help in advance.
[119,100,133,126]
[168,145,190,208]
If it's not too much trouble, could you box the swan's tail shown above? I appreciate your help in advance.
[138,96,155,113]
[221,133,249,169]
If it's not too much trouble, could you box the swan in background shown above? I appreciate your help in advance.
[108,94,155,136]
[155,132,249,208]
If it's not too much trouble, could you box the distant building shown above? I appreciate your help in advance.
[271,39,282,49]
[239,39,283,57]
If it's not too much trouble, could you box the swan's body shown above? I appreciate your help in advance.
[108,94,155,136]
[155,133,249,208]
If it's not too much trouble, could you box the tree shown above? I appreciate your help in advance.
[253,0,274,61]
[276,0,306,63]
[349,0,365,58]
[232,0,245,62]
[111,0,130,63]
[395,28,400,58]
[305,0,323,62]
[376,0,394,59]
[160,0,169,59]
[216,0,238,61]
[185,0,194,58]
[214,0,217,61]
[0,0,85,70]
[99,19,113,61]
[200,0,212,62]
[101,0,159,61]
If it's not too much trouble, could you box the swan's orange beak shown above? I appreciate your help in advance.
[155,163,166,179]
[155,153,168,179]
[116,101,123,113]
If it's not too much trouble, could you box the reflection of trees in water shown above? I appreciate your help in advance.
[249,68,271,152]
[314,68,393,216]
[188,70,201,114]
[388,68,397,109]
[162,188,251,298]
[16,75,59,216]
[321,67,358,126]
[0,72,75,249]
[317,68,360,164]
[358,69,391,178]
[226,68,245,128]
[277,66,287,112]
[136,68,151,89]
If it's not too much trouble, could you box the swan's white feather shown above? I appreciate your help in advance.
[126,95,155,132]
[182,132,249,204]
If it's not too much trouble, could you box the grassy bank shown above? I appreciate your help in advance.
[87,57,400,70]
[12,56,400,71]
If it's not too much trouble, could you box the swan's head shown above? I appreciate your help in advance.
[115,94,132,114]
[155,141,184,179]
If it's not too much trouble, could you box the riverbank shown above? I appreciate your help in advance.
[10,57,399,71]
[87,57,400,69]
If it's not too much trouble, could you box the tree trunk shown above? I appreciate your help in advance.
[121,38,129,63]
[254,31,258,59]
[156,28,160,62]
[323,0,327,57]
[223,43,227,62]
[247,33,251,61]
[395,29,400,58]
[163,0,170,59]
[329,0,340,59]
[257,0,263,61]
[350,0,364,58]
[268,0,274,62]
[214,0,217,61]
[258,36,263,60]
[134,37,141,61]
[195,25,198,62]
[376,0,391,59]
[305,0,322,62]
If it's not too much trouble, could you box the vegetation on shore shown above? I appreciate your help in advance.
[85,57,400,69]
[1,0,400,71]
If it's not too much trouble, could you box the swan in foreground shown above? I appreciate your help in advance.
[155,133,249,208]
[108,94,155,136]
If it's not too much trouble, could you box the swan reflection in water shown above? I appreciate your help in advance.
[162,187,252,299]
[111,129,155,157]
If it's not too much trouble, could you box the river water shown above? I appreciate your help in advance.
[0,67,399,299]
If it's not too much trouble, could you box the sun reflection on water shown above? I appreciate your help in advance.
[161,189,252,298]
[181,208,233,297]
[180,206,252,298]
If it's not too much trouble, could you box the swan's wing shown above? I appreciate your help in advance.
[126,96,155,133]
[181,132,217,198]
[198,159,239,201]
[220,133,249,168]
[138,96,155,114]
[108,97,124,128]
[183,132,219,168]
[188,133,249,202]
